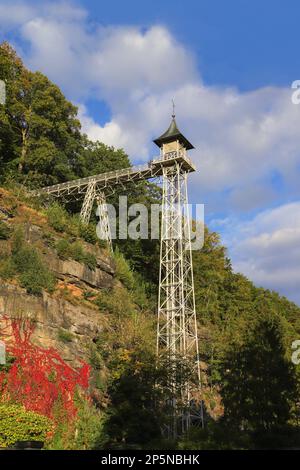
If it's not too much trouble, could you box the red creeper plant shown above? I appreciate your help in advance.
[0,315,91,422]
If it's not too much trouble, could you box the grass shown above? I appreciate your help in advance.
[46,203,98,244]
[55,239,97,270]
[57,328,74,343]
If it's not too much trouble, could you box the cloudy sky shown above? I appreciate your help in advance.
[1,0,300,304]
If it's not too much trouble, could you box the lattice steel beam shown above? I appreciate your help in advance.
[96,191,113,252]
[80,181,96,224]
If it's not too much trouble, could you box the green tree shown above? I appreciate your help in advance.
[74,138,131,177]
[102,350,163,448]
[0,42,82,186]
[220,313,297,434]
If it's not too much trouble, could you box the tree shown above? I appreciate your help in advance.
[74,138,131,177]
[220,313,298,434]
[102,350,163,448]
[0,42,82,186]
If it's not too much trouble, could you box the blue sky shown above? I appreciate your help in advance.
[1,0,300,304]
[82,0,300,90]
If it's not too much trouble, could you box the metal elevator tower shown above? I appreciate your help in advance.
[154,116,203,438]
[33,114,203,437]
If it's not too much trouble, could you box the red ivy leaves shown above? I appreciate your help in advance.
[0,316,91,421]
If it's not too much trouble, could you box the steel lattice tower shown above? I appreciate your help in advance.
[154,116,203,438]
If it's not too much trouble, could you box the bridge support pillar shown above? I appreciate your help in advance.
[96,192,113,251]
[80,181,96,224]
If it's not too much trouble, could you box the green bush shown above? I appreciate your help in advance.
[46,204,98,245]
[83,251,97,270]
[79,223,98,244]
[46,203,68,232]
[19,267,55,295]
[0,403,53,448]
[83,290,95,300]
[98,239,108,249]
[58,328,74,343]
[113,249,135,290]
[14,247,55,295]
[42,231,56,247]
[94,286,135,317]
[0,257,16,280]
[89,344,103,370]
[70,240,86,263]
[11,226,24,254]
[56,239,97,270]
[9,227,56,295]
[55,238,72,259]
[0,220,11,240]
[13,244,40,272]
[46,394,103,450]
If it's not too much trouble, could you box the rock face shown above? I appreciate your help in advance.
[0,284,99,365]
[0,223,115,366]
[48,258,113,290]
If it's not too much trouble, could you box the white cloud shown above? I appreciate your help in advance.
[88,26,198,100]
[228,202,300,304]
[0,1,35,27]
[78,104,133,152]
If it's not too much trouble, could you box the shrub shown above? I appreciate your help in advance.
[70,240,85,262]
[55,238,71,259]
[79,223,98,244]
[46,393,103,450]
[46,203,68,232]
[94,286,135,317]
[13,244,40,272]
[46,204,98,245]
[83,251,97,270]
[13,245,56,295]
[42,231,55,247]
[113,249,135,290]
[56,239,97,271]
[0,257,16,280]
[98,239,108,249]
[0,404,53,448]
[19,268,55,295]
[0,221,11,240]
[58,329,74,343]
[11,225,24,254]
[10,227,56,295]
[83,290,95,300]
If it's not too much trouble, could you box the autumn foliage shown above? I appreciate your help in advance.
[0,316,91,421]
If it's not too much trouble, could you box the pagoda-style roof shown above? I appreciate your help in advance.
[153,117,194,150]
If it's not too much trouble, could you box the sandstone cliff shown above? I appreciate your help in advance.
[0,188,116,368]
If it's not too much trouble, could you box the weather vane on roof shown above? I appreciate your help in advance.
[172,99,175,118]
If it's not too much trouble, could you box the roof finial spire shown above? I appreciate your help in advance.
[172,99,175,119]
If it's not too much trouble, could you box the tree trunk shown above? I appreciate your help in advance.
[18,127,28,174]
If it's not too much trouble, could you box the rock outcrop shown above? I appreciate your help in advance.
[0,220,115,366]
